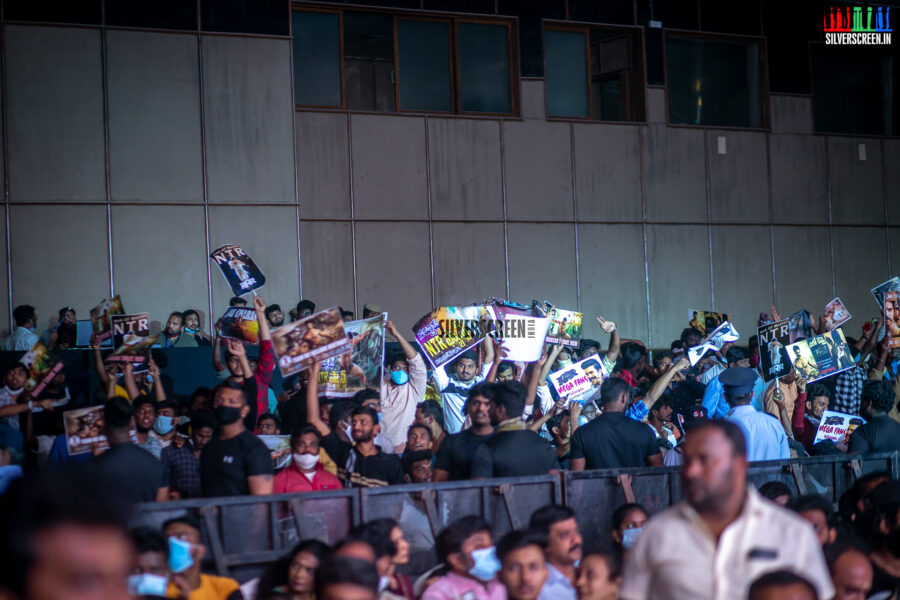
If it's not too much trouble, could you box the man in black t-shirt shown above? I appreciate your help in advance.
[434,383,496,481]
[570,377,663,470]
[200,380,273,497]
[470,381,558,479]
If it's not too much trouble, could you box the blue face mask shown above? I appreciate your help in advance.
[168,537,194,573]
[391,370,409,385]
[377,412,383,424]
[128,574,169,597]
[621,527,643,550]
[185,327,199,334]
[469,546,501,582]
[146,374,154,384]
[153,415,174,435]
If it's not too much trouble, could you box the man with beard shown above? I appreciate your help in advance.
[264,304,284,329]
[157,311,198,348]
[182,309,210,346]
[433,384,496,481]
[529,505,582,600]
[160,410,215,499]
[620,420,832,600]
[790,382,829,452]
[133,396,163,458]
[380,320,427,451]
[434,337,495,434]
[848,380,900,454]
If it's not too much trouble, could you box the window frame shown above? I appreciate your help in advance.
[394,15,455,115]
[291,7,347,110]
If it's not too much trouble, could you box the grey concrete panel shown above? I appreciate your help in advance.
[107,31,202,203]
[10,205,109,327]
[502,121,574,221]
[770,135,827,224]
[355,222,431,333]
[883,140,899,226]
[520,79,545,120]
[351,115,428,220]
[432,222,506,306]
[202,36,294,203]
[295,112,351,219]
[577,223,648,344]
[773,226,833,316]
[429,118,504,220]
[711,226,773,341]
[891,228,900,276]
[507,223,578,312]
[210,206,301,318]
[643,125,706,222]
[646,225,711,346]
[574,124,642,222]
[646,87,666,124]
[833,227,889,322]
[5,26,105,202]
[770,95,813,134]
[828,137,884,225]
[298,221,355,315]
[707,131,769,223]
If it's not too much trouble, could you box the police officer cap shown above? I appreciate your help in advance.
[719,367,756,396]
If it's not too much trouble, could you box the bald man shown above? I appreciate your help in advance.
[826,544,873,600]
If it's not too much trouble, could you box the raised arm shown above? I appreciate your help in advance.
[149,358,166,403]
[481,334,495,368]
[485,341,508,383]
[225,339,252,381]
[528,396,564,432]
[538,345,564,383]
[254,294,272,342]
[306,360,331,437]
[212,327,226,374]
[525,351,550,410]
[644,357,690,407]
[597,316,620,363]
[91,335,110,387]
[385,320,417,359]
[121,363,140,401]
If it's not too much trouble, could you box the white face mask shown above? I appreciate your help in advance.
[293,452,318,470]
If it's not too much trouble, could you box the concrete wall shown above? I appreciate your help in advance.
[2,22,897,349]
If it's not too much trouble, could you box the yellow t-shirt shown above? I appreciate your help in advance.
[167,574,240,600]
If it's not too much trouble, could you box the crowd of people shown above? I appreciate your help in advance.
[1,294,899,599]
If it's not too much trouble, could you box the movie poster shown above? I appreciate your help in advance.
[487,303,551,363]
[412,306,491,369]
[871,277,900,309]
[319,313,386,398]
[545,308,582,348]
[107,313,158,372]
[219,307,260,345]
[89,296,124,341]
[64,405,109,455]
[688,310,729,335]
[757,319,791,382]
[548,353,609,404]
[687,321,740,366]
[258,435,292,471]
[272,307,352,377]
[823,298,851,332]
[786,329,855,384]
[787,310,815,344]
[210,244,266,297]
[884,290,900,349]
[19,341,64,395]
[814,411,866,445]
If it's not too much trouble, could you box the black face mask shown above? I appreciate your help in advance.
[215,405,242,425]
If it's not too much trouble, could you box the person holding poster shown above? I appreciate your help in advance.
[848,380,900,455]
[884,290,900,348]
[380,320,427,451]
[789,381,830,452]
[434,336,495,434]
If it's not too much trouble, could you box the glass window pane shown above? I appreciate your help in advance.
[545,30,590,117]
[458,23,512,113]
[665,36,762,128]
[590,29,644,122]
[344,12,396,112]
[397,20,453,112]
[292,11,341,106]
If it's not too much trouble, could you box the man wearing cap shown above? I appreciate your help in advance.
[702,347,766,418]
[362,303,382,319]
[721,367,789,461]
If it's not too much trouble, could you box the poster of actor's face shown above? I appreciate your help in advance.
[319,313,386,398]
[272,307,352,376]
[89,295,124,340]
[210,244,266,297]
[884,290,900,349]
[823,297,851,332]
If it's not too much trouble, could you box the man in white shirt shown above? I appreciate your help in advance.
[721,367,789,461]
[3,305,39,351]
[621,420,833,600]
[433,337,495,434]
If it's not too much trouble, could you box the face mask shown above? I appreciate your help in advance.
[377,412,383,424]
[168,537,194,573]
[146,374,154,384]
[153,415,174,435]
[293,452,318,470]
[186,327,199,334]
[621,527,643,550]
[215,405,242,425]
[128,574,169,597]
[557,360,572,369]
[468,546,501,582]
[577,415,589,427]
[378,576,390,593]
[391,370,409,385]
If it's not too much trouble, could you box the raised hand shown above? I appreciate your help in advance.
[225,338,246,356]
[253,294,266,313]
[596,315,616,334]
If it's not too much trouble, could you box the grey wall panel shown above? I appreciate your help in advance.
[10,205,109,330]
[429,118,503,220]
[773,226,833,317]
[295,112,351,219]
[432,222,506,306]
[577,223,648,345]
[770,134,827,224]
[298,221,355,313]
[520,79,545,120]
[643,125,706,222]
[503,121,573,221]
[574,124,641,222]
[351,114,427,220]
[355,222,431,333]
[5,26,105,202]
[884,140,900,226]
[111,206,207,332]
[646,225,711,346]
[833,227,889,322]
[707,131,768,223]
[507,223,578,312]
[828,137,884,225]
[891,228,900,276]
[107,31,202,203]
[647,87,666,124]
[202,36,294,203]
[711,226,773,341]
[0,207,7,337]
[770,95,812,134]
[209,206,301,318]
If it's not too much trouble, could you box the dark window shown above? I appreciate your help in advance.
[665,34,766,128]
[458,22,513,113]
[397,19,453,111]
[644,26,665,85]
[568,0,635,25]
[343,12,396,112]
[761,0,820,94]
[4,0,101,24]
[351,0,421,7]
[424,0,494,14]
[106,0,197,30]
[201,0,289,36]
[497,0,566,77]
[292,10,342,106]
[545,29,590,117]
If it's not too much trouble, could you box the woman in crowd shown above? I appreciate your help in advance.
[257,539,331,600]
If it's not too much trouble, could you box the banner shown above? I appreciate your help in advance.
[871,276,900,309]
[823,297,851,332]
[412,306,491,369]
[272,307,352,377]
[787,310,814,344]
[687,321,740,366]
[688,310,729,336]
[545,308,582,348]
[757,319,792,382]
[548,353,609,404]
[319,313,386,398]
[64,405,109,455]
[219,307,260,345]
[20,341,64,395]
[89,295,124,341]
[487,304,551,363]
[258,435,292,471]
[210,244,266,297]
[813,411,866,445]
[884,290,900,349]
[786,329,855,384]
[108,313,158,372]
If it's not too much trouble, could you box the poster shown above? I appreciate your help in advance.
[19,341,64,396]
[757,319,792,382]
[487,303,551,363]
[823,298,851,332]
[786,329,855,383]
[871,277,900,309]
[210,244,266,297]
[219,307,260,345]
[258,435,292,471]
[687,321,740,366]
[412,306,491,369]
[548,353,609,404]
[63,405,109,455]
[813,411,866,445]
[787,310,814,344]
[884,290,900,349]
[545,308,582,348]
[107,313,158,372]
[688,310,729,335]
[89,295,124,341]
[319,313,386,398]
[272,307,352,377]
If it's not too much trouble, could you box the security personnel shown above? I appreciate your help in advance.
[721,367,789,461]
